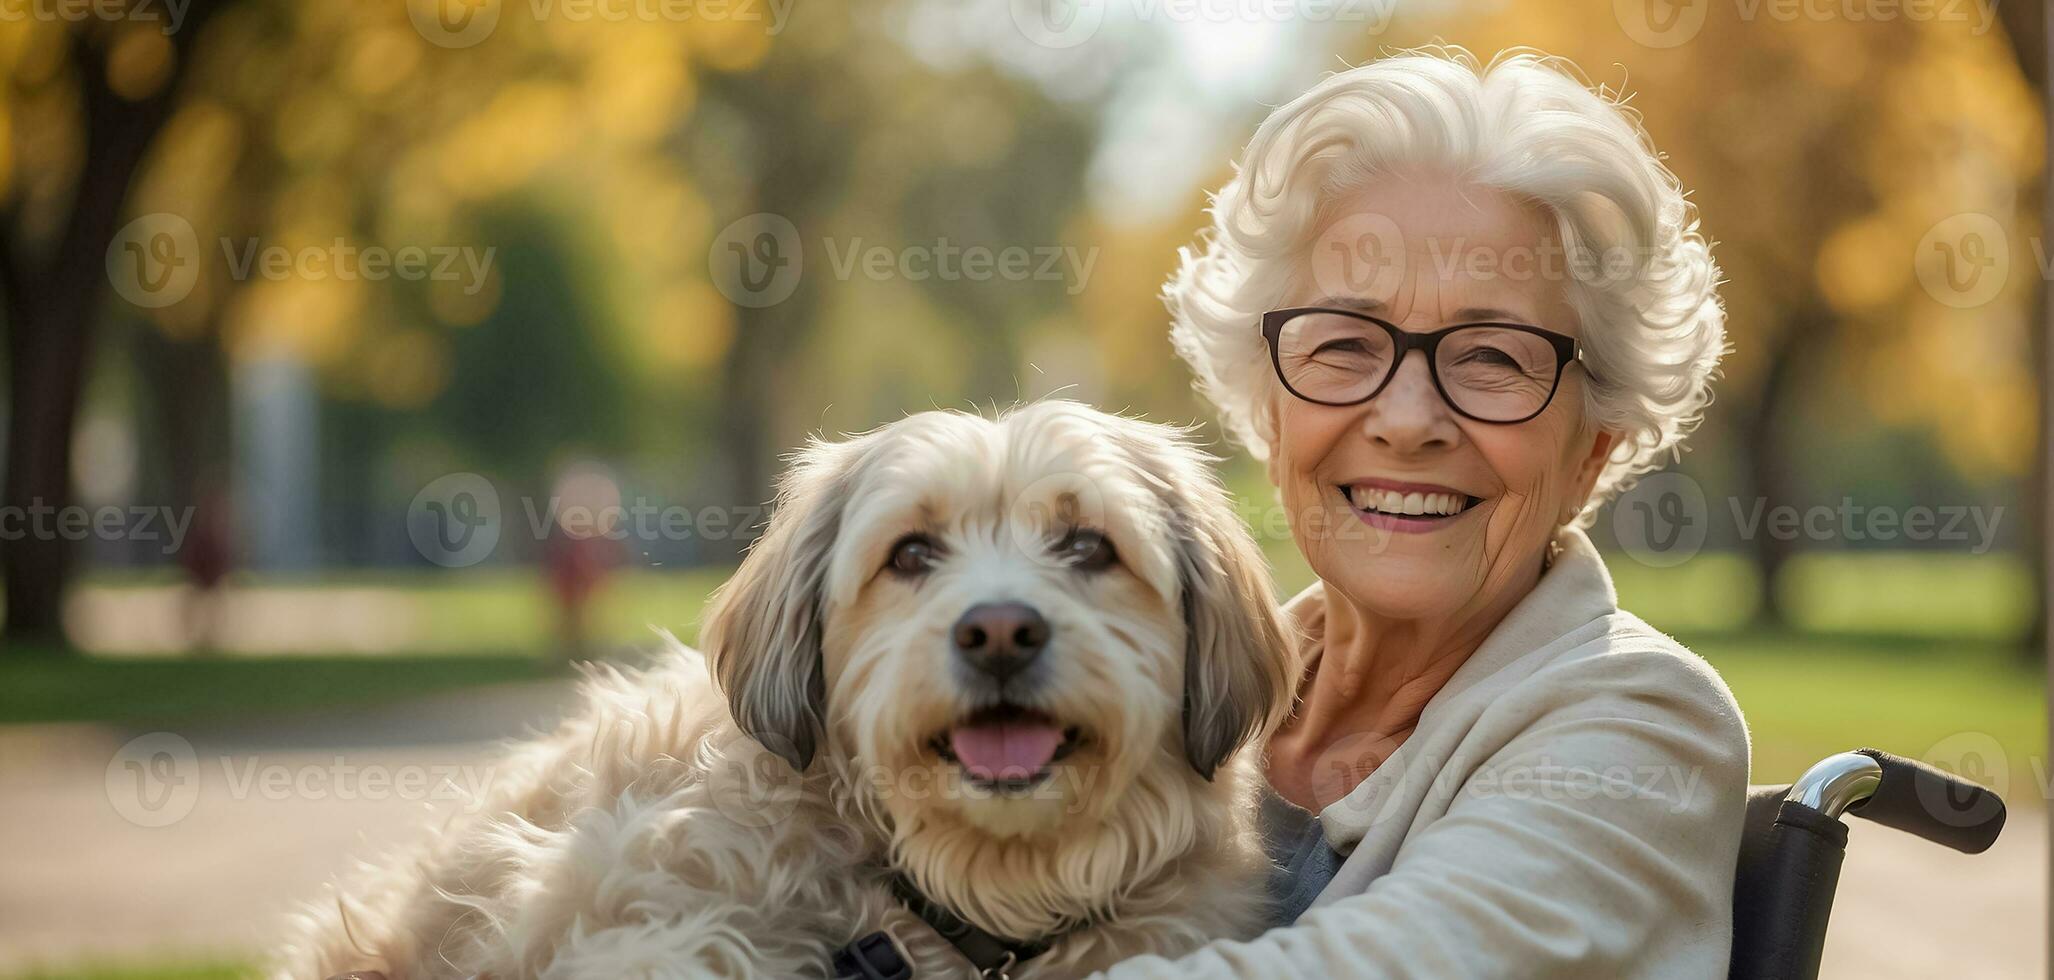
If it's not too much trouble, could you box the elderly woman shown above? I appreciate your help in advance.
[1099,49,1747,977]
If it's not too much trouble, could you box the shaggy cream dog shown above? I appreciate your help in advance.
[279,401,1295,979]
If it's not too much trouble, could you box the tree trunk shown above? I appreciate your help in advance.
[699,61,851,562]
[1,7,217,650]
[1740,308,1827,628]
[1997,0,2049,661]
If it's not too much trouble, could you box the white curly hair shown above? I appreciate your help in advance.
[1165,47,1726,519]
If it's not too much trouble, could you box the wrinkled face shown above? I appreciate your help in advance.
[816,407,1196,839]
[1273,176,1616,623]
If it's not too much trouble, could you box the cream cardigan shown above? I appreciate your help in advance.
[1096,527,1751,979]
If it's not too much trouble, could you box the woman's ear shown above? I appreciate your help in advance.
[699,437,866,771]
[1562,427,1620,524]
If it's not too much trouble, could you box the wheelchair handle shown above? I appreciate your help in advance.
[1796,748,2007,854]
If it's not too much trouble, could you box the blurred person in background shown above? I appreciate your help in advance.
[178,477,233,653]
[545,463,624,661]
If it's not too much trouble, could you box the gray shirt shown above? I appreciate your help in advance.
[1258,782,1346,928]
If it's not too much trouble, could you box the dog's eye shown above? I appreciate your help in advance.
[1058,529,1116,571]
[887,535,938,576]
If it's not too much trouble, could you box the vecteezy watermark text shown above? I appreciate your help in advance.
[1007,0,1400,49]
[0,0,190,32]
[105,212,496,310]
[221,238,496,294]
[1612,473,2006,567]
[0,501,193,553]
[408,472,779,568]
[107,732,498,827]
[822,237,1099,296]
[1614,0,1996,49]
[1729,497,2002,551]
[708,213,1101,307]
[407,0,796,49]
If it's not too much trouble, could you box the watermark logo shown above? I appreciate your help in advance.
[1614,0,1709,47]
[1918,731,2009,828]
[106,213,200,309]
[706,730,805,828]
[1310,729,1406,814]
[710,212,803,308]
[1009,0,1106,48]
[1916,211,2008,309]
[409,472,503,567]
[106,732,200,828]
[409,0,502,48]
[1612,472,1709,567]
[1311,210,1407,300]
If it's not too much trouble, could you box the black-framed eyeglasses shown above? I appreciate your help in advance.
[1260,307,1585,424]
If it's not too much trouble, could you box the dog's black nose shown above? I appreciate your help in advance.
[952,602,1049,681]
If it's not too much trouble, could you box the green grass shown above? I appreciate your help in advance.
[0,652,565,725]
[1691,631,2045,789]
[1613,550,2044,790]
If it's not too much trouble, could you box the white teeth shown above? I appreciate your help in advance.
[1347,486,1472,516]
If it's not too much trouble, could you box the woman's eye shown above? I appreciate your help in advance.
[888,535,937,576]
[1459,347,1520,367]
[1059,529,1116,571]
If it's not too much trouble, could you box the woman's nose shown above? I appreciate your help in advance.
[1359,352,1459,452]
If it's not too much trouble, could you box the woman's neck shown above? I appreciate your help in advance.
[1267,553,1545,810]
[1297,585,1480,740]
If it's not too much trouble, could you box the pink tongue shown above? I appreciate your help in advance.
[949,722,1064,781]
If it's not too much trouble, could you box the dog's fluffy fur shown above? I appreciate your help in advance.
[276,401,1296,979]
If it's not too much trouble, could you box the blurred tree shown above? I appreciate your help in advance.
[2,4,224,648]
[686,16,1105,555]
[3,0,1113,649]
[1994,0,2049,653]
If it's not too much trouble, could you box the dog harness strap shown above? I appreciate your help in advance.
[884,872,1059,978]
[831,930,912,980]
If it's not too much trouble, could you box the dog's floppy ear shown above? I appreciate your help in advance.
[1173,488,1296,780]
[699,437,865,772]
[1119,424,1297,780]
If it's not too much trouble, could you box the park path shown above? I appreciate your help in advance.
[0,683,2043,978]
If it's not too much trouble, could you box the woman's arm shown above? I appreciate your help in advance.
[1095,641,1750,979]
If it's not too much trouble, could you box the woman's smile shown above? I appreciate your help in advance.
[1335,478,1482,533]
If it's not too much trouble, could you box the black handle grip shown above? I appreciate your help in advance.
[1845,747,2006,854]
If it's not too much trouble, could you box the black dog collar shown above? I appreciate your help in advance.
[832,872,1079,980]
